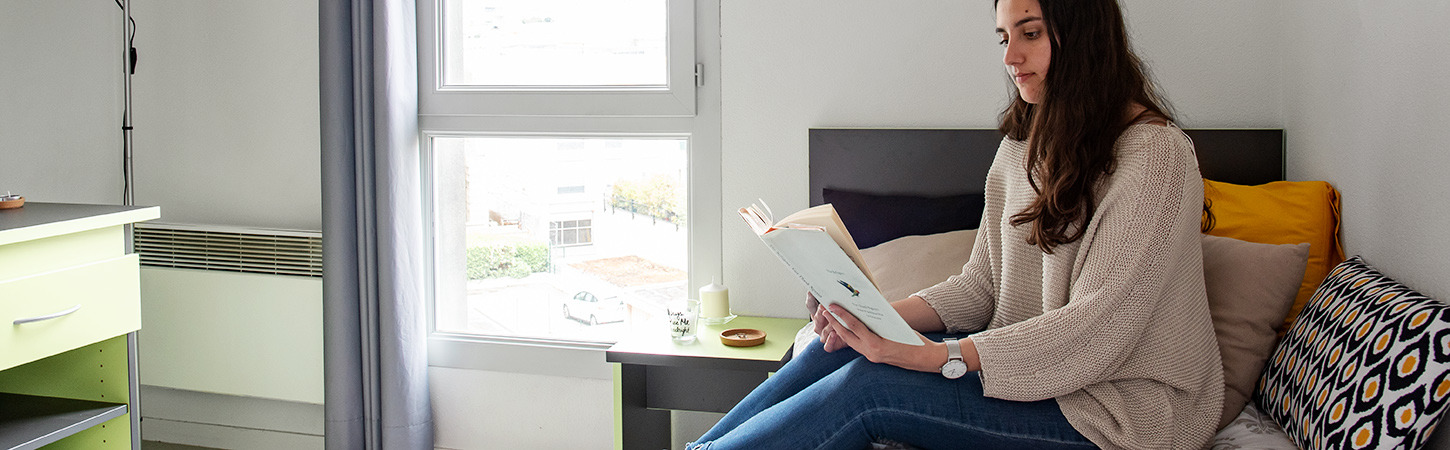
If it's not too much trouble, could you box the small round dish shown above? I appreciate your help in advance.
[0,196,24,210]
[720,328,766,347]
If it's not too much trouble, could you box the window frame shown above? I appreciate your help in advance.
[549,219,592,248]
[418,0,697,117]
[418,0,720,378]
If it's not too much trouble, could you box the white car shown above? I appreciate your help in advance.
[563,291,626,325]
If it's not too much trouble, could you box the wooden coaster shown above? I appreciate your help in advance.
[0,196,24,210]
[720,328,766,347]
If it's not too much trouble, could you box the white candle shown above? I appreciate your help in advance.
[700,280,730,319]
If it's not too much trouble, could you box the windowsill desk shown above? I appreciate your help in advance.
[606,315,809,450]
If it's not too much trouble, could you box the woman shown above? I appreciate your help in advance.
[689,0,1222,448]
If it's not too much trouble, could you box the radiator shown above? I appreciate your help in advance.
[132,223,324,405]
[132,223,322,277]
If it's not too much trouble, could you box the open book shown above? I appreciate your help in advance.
[739,201,923,346]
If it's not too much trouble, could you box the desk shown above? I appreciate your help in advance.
[607,316,808,450]
[0,203,158,449]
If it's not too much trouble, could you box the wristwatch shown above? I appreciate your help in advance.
[940,338,968,379]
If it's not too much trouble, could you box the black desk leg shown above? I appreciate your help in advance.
[619,364,672,450]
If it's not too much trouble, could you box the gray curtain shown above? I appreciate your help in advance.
[319,0,433,448]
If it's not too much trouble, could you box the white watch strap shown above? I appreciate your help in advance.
[944,338,962,360]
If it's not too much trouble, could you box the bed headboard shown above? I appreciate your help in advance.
[808,128,1284,207]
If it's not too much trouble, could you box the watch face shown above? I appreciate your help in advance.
[941,360,968,379]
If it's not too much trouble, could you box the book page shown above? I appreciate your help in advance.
[758,204,878,288]
[757,227,922,346]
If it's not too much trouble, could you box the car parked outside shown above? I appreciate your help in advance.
[563,290,626,325]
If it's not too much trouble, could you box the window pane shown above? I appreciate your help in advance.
[433,136,688,343]
[442,0,668,87]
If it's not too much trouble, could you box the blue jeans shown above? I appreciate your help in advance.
[688,334,1097,450]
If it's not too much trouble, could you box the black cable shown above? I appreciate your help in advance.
[114,0,137,74]
[114,0,137,204]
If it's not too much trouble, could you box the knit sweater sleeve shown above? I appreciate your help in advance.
[914,222,997,332]
[972,129,1205,402]
[911,140,1016,333]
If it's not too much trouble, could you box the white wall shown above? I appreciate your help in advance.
[1279,4,1450,445]
[0,0,320,229]
[132,0,321,230]
[1280,1,1450,302]
[0,0,124,204]
[431,368,616,449]
[720,0,1286,318]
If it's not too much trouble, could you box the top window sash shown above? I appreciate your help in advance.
[419,0,696,117]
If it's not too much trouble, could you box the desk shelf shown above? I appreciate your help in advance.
[0,393,127,450]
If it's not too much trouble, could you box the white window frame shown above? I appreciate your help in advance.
[418,0,697,117]
[417,0,721,379]
[549,218,592,247]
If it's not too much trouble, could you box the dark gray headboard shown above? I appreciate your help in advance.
[808,128,1284,206]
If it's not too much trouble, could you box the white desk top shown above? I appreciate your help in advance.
[0,202,159,246]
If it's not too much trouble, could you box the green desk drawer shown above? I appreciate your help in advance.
[0,254,141,372]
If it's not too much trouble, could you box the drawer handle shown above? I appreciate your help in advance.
[13,304,82,325]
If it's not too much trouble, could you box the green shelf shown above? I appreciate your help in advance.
[0,393,127,450]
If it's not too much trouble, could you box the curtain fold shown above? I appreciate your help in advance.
[320,0,432,448]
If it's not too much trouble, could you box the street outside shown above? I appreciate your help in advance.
[456,203,688,343]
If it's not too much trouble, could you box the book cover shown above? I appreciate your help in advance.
[739,202,923,346]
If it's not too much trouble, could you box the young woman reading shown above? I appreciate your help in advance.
[690,0,1222,448]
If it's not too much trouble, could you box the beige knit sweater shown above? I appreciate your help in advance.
[915,124,1224,450]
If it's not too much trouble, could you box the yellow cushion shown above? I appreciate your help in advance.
[1203,179,1344,335]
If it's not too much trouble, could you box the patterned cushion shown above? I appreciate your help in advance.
[1256,256,1450,449]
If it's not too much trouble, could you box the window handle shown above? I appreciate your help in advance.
[14,304,82,325]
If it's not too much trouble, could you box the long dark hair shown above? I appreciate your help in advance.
[996,0,1175,253]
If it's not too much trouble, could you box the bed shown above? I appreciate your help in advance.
[800,127,1301,449]
[808,128,1285,206]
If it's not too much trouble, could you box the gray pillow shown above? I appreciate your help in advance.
[1201,234,1310,430]
[859,229,977,303]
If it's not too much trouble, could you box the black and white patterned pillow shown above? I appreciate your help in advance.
[1256,256,1450,449]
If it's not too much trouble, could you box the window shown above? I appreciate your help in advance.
[440,0,667,87]
[422,0,698,117]
[430,136,687,343]
[550,220,591,247]
[420,0,719,363]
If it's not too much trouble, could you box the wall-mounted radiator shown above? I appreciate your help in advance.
[131,223,325,448]
[132,223,322,277]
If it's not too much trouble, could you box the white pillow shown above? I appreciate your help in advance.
[1207,402,1297,449]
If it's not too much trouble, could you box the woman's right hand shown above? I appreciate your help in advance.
[808,292,848,352]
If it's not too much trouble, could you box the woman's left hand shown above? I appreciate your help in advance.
[821,305,947,373]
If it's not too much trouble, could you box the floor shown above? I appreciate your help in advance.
[141,441,221,450]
